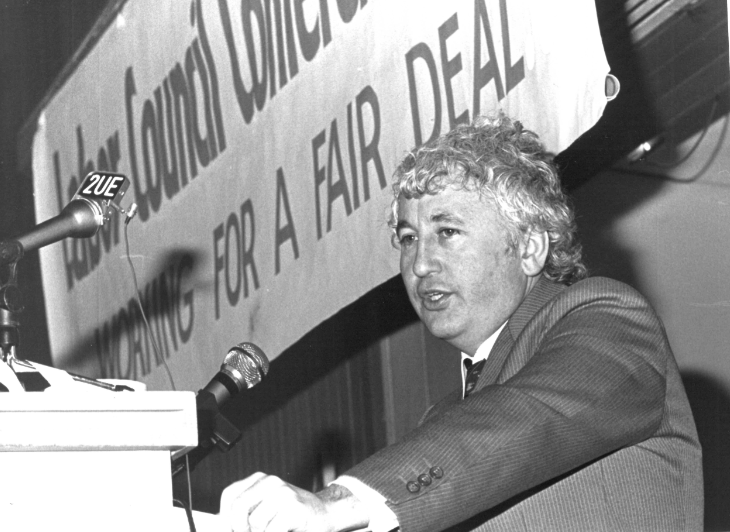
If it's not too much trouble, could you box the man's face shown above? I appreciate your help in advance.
[396,185,533,355]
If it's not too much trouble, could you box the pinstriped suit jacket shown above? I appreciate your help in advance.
[346,276,703,531]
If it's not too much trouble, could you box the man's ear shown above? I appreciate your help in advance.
[520,229,549,277]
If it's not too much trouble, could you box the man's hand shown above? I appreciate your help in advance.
[219,472,370,532]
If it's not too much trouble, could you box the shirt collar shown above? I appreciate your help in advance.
[461,321,507,394]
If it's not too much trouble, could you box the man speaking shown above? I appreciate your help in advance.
[219,114,703,531]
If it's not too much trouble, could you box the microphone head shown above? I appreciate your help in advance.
[221,342,270,392]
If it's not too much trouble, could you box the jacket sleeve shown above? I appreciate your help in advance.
[343,279,670,532]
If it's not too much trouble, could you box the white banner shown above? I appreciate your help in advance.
[31,0,609,390]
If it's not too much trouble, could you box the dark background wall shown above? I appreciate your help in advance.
[1,0,111,365]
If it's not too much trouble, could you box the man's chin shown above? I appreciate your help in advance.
[422,316,459,343]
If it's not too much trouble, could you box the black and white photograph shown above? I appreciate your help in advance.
[0,0,727,530]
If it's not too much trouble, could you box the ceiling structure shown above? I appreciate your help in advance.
[558,0,729,189]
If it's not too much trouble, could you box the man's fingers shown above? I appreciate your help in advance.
[220,473,344,532]
[261,512,298,532]
[248,496,291,532]
[221,472,267,507]
[222,473,309,532]
[220,472,270,530]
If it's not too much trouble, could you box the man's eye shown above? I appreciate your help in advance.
[398,234,416,246]
[439,228,459,238]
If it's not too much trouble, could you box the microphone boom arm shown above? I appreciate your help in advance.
[171,390,242,477]
[0,197,103,267]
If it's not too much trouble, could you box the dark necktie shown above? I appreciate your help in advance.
[463,358,486,398]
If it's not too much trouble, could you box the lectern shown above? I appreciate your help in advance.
[0,390,217,530]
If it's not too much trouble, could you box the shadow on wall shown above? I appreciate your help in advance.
[682,371,730,531]
[572,170,667,287]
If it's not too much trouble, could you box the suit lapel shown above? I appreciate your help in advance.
[477,325,515,387]
[474,277,566,393]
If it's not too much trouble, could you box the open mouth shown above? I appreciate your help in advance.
[421,290,450,310]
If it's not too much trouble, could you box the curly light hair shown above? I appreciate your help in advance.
[390,114,586,285]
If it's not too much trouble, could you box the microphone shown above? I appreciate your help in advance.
[172,342,269,476]
[0,171,130,266]
[201,341,270,407]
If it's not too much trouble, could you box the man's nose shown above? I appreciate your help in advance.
[412,237,440,277]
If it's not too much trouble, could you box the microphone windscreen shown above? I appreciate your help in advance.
[223,342,270,390]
